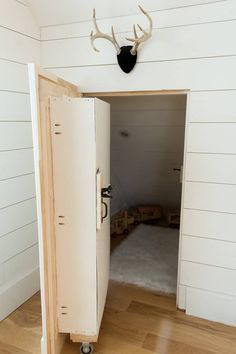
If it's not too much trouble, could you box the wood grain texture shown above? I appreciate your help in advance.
[29,65,80,354]
[0,292,41,354]
[1,283,236,354]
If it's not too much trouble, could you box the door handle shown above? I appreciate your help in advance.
[101,185,112,199]
[102,200,108,222]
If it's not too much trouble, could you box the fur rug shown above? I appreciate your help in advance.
[110,224,179,294]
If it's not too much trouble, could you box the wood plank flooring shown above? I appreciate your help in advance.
[1,282,236,354]
[0,292,42,354]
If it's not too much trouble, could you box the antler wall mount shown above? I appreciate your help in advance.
[90,6,153,73]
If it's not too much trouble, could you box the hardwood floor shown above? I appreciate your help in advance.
[1,282,236,354]
[0,292,42,354]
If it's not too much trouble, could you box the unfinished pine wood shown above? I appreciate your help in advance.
[1,283,236,354]
[83,90,187,97]
[28,65,81,354]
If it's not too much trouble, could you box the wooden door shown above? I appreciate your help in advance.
[50,97,110,341]
[28,65,110,354]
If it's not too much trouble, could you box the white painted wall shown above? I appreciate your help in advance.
[105,95,186,214]
[0,0,40,320]
[39,0,236,326]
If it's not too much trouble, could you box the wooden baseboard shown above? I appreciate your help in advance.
[0,268,40,321]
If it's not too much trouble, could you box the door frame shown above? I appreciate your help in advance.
[84,89,191,309]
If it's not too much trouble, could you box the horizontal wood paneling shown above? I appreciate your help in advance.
[0,268,40,321]
[108,95,187,111]
[110,94,186,210]
[186,287,236,326]
[42,21,236,68]
[0,222,38,263]
[0,198,37,237]
[187,123,236,154]
[0,92,30,121]
[50,56,236,92]
[180,261,236,296]
[37,0,233,28]
[182,209,236,242]
[112,150,183,208]
[0,0,39,38]
[0,149,34,180]
[189,90,236,122]
[0,27,39,64]
[0,174,35,209]
[40,0,236,328]
[184,182,236,213]
[112,110,185,127]
[3,244,39,286]
[0,60,29,93]
[0,0,39,321]
[185,153,236,184]
[182,235,236,269]
[111,125,185,152]
[0,122,33,151]
[41,1,236,40]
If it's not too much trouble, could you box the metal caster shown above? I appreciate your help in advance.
[80,343,93,354]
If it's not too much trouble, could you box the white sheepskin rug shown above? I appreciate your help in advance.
[110,224,179,294]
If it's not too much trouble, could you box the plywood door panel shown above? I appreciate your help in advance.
[187,123,236,154]
[28,64,80,354]
[185,153,236,184]
[50,97,110,340]
[186,287,236,326]
[181,235,236,269]
[50,97,97,335]
[184,182,236,213]
[180,261,236,296]
[95,98,111,329]
[182,209,236,242]
[189,90,236,122]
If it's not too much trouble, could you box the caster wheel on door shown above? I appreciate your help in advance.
[80,343,93,354]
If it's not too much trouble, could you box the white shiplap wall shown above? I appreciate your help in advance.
[105,95,186,215]
[40,0,236,326]
[0,0,40,320]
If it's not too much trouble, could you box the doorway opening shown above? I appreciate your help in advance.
[102,93,188,296]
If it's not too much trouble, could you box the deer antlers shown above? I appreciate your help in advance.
[90,6,152,56]
[90,9,121,54]
[126,6,153,55]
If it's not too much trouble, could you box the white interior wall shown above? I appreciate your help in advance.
[38,0,236,326]
[106,95,186,215]
[0,0,40,320]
